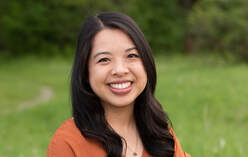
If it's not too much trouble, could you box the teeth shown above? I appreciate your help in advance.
[110,82,131,89]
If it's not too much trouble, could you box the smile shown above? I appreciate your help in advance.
[108,81,133,95]
[109,82,131,89]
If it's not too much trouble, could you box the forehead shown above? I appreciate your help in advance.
[91,28,135,54]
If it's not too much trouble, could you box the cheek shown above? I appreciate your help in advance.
[89,66,108,89]
[131,62,147,76]
[130,62,147,84]
[89,69,100,85]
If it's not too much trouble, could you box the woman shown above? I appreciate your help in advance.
[47,12,190,157]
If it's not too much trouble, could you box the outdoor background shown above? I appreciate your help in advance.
[0,0,247,157]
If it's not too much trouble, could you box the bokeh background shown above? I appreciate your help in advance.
[0,0,247,157]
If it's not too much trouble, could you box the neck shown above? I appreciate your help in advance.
[102,102,143,156]
[102,102,136,135]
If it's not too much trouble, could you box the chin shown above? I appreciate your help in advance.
[112,101,134,108]
[102,99,135,108]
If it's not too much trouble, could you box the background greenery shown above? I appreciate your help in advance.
[0,55,247,157]
[0,0,248,157]
[1,0,248,61]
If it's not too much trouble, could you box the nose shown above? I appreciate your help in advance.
[111,59,129,77]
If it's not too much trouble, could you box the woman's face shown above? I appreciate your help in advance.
[88,28,147,109]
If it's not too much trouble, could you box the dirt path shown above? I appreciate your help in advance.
[17,86,53,111]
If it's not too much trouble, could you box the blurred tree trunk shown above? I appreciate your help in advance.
[178,0,199,53]
[178,0,198,9]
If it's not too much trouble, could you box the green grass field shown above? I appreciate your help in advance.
[0,55,247,157]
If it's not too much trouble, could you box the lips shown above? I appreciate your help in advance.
[107,81,133,95]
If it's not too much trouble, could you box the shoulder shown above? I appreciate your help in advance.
[46,118,84,157]
[49,118,86,145]
[168,127,191,157]
[52,118,83,139]
[46,118,106,157]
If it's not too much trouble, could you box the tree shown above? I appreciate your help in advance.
[188,0,248,61]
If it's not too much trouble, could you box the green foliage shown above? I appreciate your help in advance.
[0,0,125,56]
[0,0,186,56]
[188,0,248,61]
[129,0,187,53]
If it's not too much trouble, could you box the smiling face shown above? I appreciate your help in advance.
[88,28,147,109]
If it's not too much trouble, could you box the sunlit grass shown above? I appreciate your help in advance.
[155,55,248,157]
[0,55,247,157]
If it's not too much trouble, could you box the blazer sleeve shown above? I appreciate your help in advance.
[46,134,76,157]
[169,127,191,157]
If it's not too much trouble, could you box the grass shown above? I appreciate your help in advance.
[0,54,247,157]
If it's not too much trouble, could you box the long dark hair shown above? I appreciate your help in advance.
[71,12,174,157]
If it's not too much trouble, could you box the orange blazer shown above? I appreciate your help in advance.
[47,119,190,157]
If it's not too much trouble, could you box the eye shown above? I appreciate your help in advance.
[97,57,110,63]
[127,53,139,58]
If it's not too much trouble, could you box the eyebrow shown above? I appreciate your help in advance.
[125,47,137,52]
[93,51,111,59]
[93,47,137,59]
